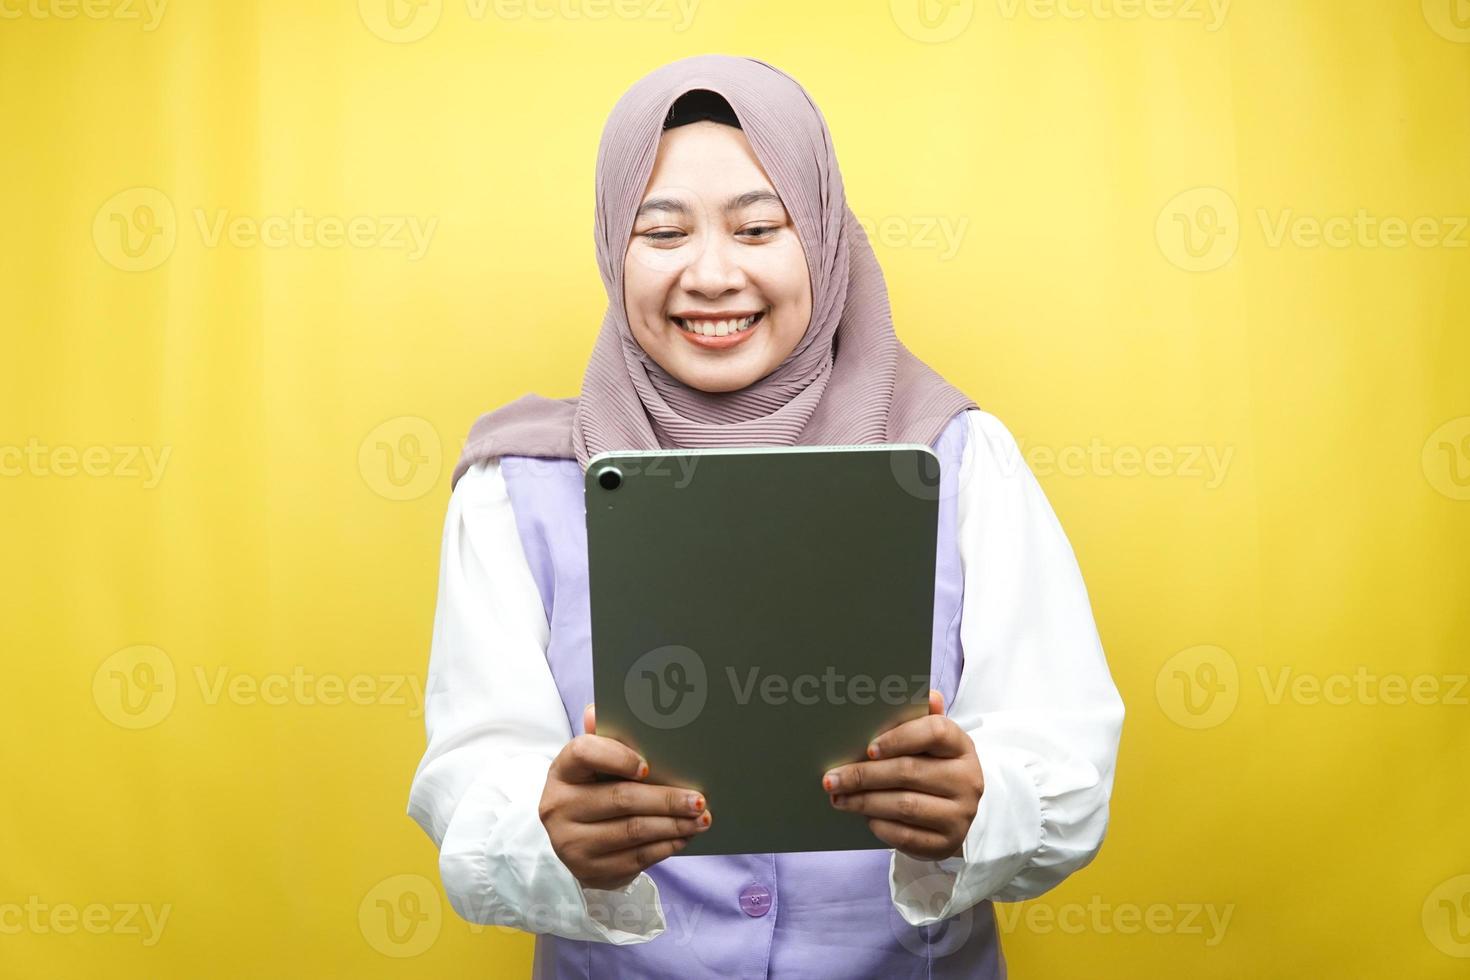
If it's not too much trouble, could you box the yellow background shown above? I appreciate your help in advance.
[2,0,1467,976]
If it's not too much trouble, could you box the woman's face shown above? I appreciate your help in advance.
[623,120,813,393]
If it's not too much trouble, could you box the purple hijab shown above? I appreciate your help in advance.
[451,53,977,487]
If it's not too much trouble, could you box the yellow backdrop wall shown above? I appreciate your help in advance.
[2,1,1467,976]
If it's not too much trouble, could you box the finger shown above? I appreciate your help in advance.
[576,779,709,822]
[584,701,596,735]
[583,810,713,856]
[928,689,944,715]
[557,733,647,783]
[830,789,953,831]
[868,713,967,761]
[822,755,961,797]
[590,835,693,883]
[864,817,955,861]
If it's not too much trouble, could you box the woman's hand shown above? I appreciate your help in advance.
[821,689,984,862]
[539,702,713,892]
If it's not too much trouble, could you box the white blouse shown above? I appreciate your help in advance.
[406,408,1125,945]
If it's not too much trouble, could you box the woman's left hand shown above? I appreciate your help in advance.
[821,689,984,862]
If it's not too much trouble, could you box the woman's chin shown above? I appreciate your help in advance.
[672,360,767,393]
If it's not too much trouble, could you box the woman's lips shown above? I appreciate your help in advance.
[670,310,764,350]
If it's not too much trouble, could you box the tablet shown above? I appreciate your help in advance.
[585,441,941,856]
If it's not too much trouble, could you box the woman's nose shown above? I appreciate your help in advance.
[678,233,747,296]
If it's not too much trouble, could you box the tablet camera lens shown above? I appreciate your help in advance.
[598,467,622,491]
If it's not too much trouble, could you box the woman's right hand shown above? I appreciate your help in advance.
[539,702,713,892]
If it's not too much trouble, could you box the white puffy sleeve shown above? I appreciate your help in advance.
[406,457,666,944]
[890,409,1126,925]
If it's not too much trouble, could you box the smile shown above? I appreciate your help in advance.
[670,310,765,349]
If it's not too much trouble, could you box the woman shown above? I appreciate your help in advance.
[407,53,1124,978]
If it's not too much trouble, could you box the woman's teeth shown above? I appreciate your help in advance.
[673,312,763,337]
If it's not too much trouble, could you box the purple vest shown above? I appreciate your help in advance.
[499,410,1004,979]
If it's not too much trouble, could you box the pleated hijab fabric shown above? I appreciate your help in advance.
[450,53,978,488]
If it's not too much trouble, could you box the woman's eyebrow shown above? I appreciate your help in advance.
[635,189,785,219]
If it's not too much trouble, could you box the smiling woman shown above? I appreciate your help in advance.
[408,53,1125,980]
[624,98,813,390]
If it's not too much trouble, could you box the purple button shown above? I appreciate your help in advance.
[739,883,771,918]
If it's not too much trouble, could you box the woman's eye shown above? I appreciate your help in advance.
[739,225,778,239]
[641,230,686,243]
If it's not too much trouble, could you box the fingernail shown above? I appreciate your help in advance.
[687,793,704,812]
[699,811,711,828]
[637,760,649,778]
[673,838,688,850]
[831,794,843,807]
[867,743,880,760]
[822,771,838,791]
